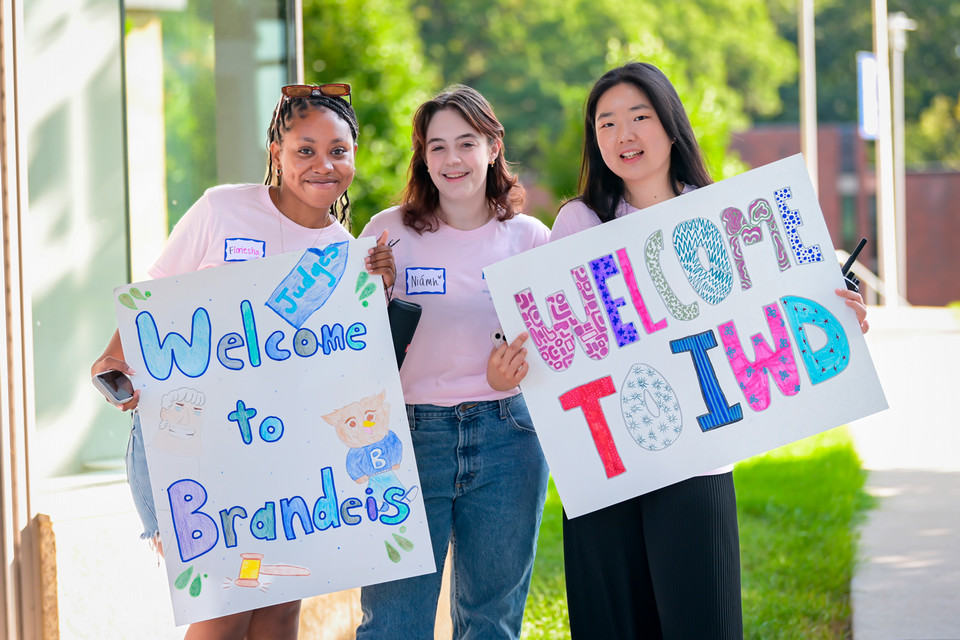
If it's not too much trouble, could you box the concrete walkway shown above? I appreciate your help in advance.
[848,306,960,640]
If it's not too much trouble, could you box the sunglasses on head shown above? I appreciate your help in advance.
[281,83,352,105]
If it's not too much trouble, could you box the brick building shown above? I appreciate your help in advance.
[729,124,960,306]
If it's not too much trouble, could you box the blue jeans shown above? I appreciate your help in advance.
[356,394,549,640]
[125,411,160,540]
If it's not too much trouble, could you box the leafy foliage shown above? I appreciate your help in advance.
[763,0,960,169]
[895,0,960,169]
[905,92,960,170]
[161,6,217,230]
[411,0,795,210]
[887,0,960,125]
[225,0,799,228]
[302,0,441,232]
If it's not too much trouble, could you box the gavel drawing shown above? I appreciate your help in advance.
[234,553,311,587]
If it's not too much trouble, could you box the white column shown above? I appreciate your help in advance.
[125,14,170,282]
[798,0,819,195]
[871,0,900,306]
[889,11,916,302]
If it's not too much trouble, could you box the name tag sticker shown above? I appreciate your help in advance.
[406,267,446,295]
[224,238,267,262]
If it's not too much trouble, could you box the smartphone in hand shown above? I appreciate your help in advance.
[93,370,134,404]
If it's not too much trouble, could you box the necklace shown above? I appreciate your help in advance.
[277,209,330,254]
[271,186,331,254]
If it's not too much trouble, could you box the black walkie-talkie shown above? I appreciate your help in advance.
[841,238,867,293]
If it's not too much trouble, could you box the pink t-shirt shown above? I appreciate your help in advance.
[148,184,352,278]
[551,184,696,241]
[551,190,733,476]
[361,206,550,406]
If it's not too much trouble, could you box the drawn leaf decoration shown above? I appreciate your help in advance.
[175,566,193,590]
[189,574,202,597]
[385,541,401,563]
[118,294,137,310]
[392,533,414,552]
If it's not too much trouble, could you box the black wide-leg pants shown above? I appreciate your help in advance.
[563,472,743,640]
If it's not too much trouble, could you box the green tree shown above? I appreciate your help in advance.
[412,0,796,211]
[412,0,628,170]
[764,0,874,123]
[762,0,960,168]
[302,0,441,232]
[160,5,218,230]
[905,92,960,170]
[889,0,960,168]
[886,1,960,125]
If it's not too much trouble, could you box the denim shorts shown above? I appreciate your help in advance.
[125,411,160,540]
[356,393,549,640]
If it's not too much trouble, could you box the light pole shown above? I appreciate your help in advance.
[889,11,916,302]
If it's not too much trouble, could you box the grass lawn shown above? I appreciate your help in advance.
[521,427,873,639]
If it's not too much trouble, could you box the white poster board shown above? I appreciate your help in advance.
[484,155,887,518]
[115,237,434,625]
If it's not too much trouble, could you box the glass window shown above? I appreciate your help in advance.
[25,0,295,480]
[125,0,292,279]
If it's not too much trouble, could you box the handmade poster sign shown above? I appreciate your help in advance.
[114,237,434,625]
[484,155,887,518]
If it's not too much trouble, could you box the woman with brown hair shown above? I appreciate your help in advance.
[355,85,550,640]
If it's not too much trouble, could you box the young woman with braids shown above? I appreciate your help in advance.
[354,85,550,640]
[90,84,394,639]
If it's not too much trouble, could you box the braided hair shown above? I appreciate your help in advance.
[264,93,359,225]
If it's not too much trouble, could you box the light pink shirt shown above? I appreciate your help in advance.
[149,184,351,278]
[551,184,696,241]
[551,190,733,476]
[361,206,550,406]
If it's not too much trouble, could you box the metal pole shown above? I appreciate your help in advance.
[871,0,900,306]
[889,11,916,302]
[798,0,819,195]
